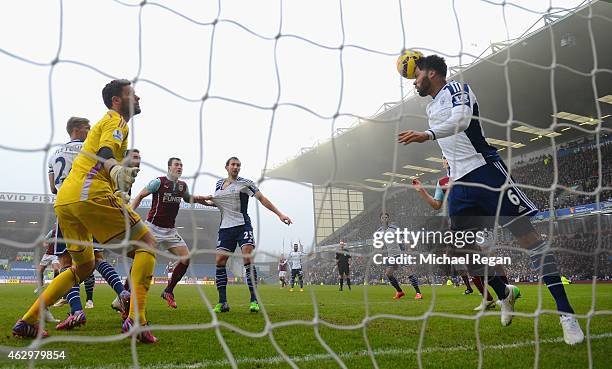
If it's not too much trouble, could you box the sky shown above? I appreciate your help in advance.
[0,0,587,258]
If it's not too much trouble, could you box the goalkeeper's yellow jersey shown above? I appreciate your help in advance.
[55,110,129,206]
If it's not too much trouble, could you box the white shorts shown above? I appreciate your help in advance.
[39,254,59,267]
[145,221,187,250]
[279,271,287,278]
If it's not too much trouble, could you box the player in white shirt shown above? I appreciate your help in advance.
[46,117,95,329]
[198,157,292,313]
[287,243,307,292]
[397,54,583,344]
[375,213,422,300]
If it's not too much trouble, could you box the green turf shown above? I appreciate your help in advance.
[0,283,610,368]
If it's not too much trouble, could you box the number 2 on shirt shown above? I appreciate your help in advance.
[54,157,66,185]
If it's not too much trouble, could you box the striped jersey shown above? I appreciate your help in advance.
[56,110,129,205]
[425,81,500,180]
[213,177,259,229]
[287,250,306,270]
[48,140,84,190]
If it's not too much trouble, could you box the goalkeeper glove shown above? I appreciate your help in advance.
[110,165,139,193]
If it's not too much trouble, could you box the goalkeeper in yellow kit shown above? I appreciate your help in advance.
[13,79,159,343]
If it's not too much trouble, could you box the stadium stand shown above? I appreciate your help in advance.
[320,134,612,247]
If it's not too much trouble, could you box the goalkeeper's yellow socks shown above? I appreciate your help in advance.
[22,268,77,324]
[128,249,155,324]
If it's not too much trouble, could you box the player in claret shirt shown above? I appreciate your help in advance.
[131,157,213,309]
[278,254,288,288]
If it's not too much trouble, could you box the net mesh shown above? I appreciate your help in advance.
[0,0,611,368]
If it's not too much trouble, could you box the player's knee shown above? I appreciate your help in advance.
[176,247,190,265]
[216,254,229,266]
[142,274,153,290]
[94,255,105,267]
[94,251,104,261]
[74,262,95,282]
[59,253,72,267]
[240,245,253,262]
[134,248,156,259]
[141,229,158,247]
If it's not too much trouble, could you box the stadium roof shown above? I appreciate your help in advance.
[266,1,612,187]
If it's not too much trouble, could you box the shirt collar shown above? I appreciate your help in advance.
[433,81,452,102]
[107,110,126,124]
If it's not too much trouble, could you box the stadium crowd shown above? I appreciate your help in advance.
[323,136,612,248]
[512,138,612,210]
[304,230,612,286]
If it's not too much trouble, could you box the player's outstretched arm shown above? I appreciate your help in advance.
[254,191,292,225]
[131,187,152,210]
[192,195,215,205]
[399,99,472,145]
[412,179,442,210]
[425,102,472,140]
[398,95,472,145]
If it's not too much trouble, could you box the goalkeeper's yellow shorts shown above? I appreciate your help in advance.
[55,194,149,266]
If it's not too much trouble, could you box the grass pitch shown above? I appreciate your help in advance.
[0,283,611,368]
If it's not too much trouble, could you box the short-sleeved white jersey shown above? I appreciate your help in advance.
[213,177,259,229]
[287,250,306,270]
[47,140,84,190]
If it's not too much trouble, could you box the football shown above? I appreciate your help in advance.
[396,49,424,79]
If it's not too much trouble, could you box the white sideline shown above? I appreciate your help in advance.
[15,332,609,369]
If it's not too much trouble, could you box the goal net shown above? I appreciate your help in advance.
[0,1,611,368]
